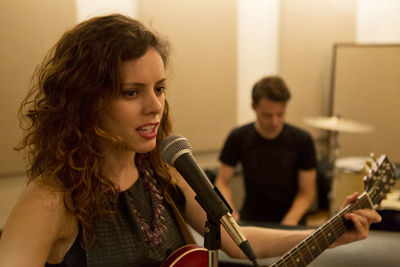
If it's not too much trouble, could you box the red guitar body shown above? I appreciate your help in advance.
[161,244,208,267]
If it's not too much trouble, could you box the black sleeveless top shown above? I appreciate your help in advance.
[45,176,186,267]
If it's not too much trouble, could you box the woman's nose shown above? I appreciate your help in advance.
[144,91,163,114]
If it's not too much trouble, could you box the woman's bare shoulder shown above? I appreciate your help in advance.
[0,178,76,266]
[24,179,66,208]
[3,178,72,237]
[4,179,67,224]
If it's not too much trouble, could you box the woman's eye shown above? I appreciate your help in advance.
[155,86,165,95]
[122,89,138,97]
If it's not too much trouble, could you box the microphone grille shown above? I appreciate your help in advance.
[160,134,192,166]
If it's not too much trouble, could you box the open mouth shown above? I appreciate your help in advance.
[137,124,156,133]
[136,123,159,139]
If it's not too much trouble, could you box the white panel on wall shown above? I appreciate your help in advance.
[75,0,139,22]
[357,0,400,43]
[237,0,280,125]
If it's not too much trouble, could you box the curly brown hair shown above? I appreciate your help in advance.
[15,14,173,246]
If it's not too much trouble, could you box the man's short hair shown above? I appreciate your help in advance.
[252,76,291,106]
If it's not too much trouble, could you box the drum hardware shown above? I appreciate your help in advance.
[304,115,374,215]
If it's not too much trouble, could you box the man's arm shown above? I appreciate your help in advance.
[214,163,240,220]
[281,168,316,226]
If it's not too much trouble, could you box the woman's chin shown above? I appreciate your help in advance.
[135,142,157,154]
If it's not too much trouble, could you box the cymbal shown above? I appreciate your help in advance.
[304,115,374,133]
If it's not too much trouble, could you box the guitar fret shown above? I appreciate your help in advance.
[332,218,346,236]
[362,195,373,209]
[290,246,307,267]
[287,252,297,266]
[295,234,321,265]
[319,228,330,249]
[315,228,330,250]
[307,238,320,259]
[298,241,314,264]
[325,221,337,243]
[275,252,291,267]
[306,233,322,254]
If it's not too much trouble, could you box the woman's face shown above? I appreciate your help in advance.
[100,47,166,154]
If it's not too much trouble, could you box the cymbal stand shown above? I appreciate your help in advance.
[327,130,340,215]
[328,130,340,164]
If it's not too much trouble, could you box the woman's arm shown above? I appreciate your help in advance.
[0,180,76,267]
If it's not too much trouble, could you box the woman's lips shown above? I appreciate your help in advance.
[136,123,158,139]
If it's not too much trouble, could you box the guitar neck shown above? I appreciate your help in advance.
[269,192,372,267]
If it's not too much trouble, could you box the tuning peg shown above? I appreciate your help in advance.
[366,160,373,169]
[370,153,379,168]
[363,175,371,185]
[370,153,377,162]
[361,165,370,174]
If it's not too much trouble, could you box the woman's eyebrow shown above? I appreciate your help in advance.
[123,78,167,87]
[122,82,146,88]
[156,78,167,84]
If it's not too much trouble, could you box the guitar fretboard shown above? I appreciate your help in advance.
[269,192,372,267]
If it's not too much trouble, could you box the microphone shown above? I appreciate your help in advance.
[160,134,258,265]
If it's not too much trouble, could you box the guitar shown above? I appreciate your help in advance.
[162,154,399,267]
[269,154,398,267]
[161,244,208,267]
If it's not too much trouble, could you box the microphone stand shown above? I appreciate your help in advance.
[204,214,221,267]
[194,194,220,267]
[195,190,259,267]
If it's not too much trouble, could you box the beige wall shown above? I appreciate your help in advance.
[279,0,358,140]
[138,0,237,153]
[332,45,400,162]
[0,0,77,228]
[0,0,77,176]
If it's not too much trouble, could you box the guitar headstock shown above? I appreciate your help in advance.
[362,154,399,208]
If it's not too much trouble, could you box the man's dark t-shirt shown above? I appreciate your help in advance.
[219,123,316,223]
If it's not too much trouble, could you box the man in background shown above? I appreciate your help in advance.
[215,76,316,226]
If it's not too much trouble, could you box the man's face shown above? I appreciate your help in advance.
[252,98,286,139]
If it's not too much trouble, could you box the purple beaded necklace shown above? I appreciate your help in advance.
[128,153,168,248]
